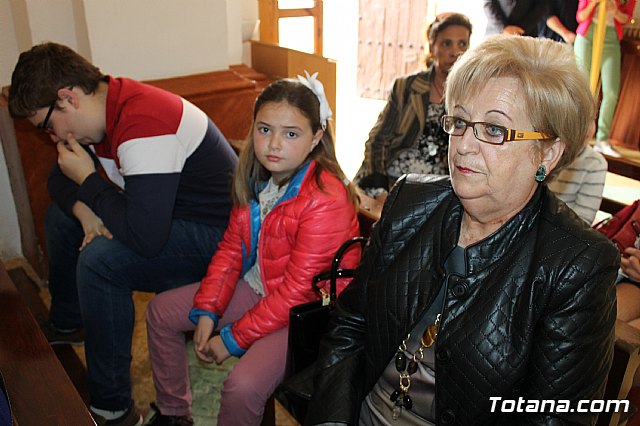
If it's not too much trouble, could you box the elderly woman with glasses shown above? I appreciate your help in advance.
[305,35,620,425]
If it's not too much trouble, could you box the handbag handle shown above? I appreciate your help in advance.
[312,236,367,303]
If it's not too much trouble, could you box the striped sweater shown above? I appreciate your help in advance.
[548,145,607,224]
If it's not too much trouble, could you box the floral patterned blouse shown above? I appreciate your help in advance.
[385,102,448,184]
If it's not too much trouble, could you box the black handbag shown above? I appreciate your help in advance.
[281,236,366,422]
[287,236,366,375]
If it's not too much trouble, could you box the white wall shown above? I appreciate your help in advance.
[82,0,229,80]
[0,136,21,260]
[0,0,256,261]
[0,0,21,86]
[24,0,78,50]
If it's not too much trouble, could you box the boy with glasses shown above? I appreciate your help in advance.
[8,42,238,426]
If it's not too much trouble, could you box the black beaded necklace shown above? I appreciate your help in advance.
[389,313,441,420]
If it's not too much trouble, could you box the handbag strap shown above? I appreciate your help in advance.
[312,236,367,303]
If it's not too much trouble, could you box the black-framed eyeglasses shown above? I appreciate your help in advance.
[441,115,555,145]
[37,99,57,133]
[36,86,74,134]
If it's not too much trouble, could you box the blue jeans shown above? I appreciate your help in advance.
[45,204,225,410]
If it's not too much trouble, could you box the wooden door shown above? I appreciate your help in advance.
[357,0,430,100]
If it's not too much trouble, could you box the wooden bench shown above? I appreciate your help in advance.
[599,149,640,216]
[0,262,94,425]
[598,320,640,426]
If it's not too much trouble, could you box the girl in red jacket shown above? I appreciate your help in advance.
[145,74,361,426]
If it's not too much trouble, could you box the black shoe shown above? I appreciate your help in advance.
[143,403,193,426]
[90,402,143,426]
[40,320,84,345]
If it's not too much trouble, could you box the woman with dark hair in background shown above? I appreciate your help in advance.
[353,13,472,201]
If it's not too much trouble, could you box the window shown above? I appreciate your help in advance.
[259,0,323,55]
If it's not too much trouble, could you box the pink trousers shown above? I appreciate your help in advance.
[146,279,289,426]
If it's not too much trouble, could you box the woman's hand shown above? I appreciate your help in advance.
[502,25,525,36]
[622,247,640,282]
[194,316,215,362]
[72,201,113,250]
[56,134,96,185]
[563,32,577,45]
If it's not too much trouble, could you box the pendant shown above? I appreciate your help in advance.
[421,323,438,348]
[402,394,413,409]
[390,389,401,402]
[395,351,406,372]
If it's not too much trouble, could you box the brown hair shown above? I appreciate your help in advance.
[445,35,595,180]
[232,78,357,207]
[8,42,105,119]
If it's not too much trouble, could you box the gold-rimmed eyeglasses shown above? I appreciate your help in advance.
[441,115,555,145]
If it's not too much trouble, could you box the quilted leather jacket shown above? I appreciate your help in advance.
[192,161,360,355]
[307,174,619,425]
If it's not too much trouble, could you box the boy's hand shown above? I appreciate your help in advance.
[72,201,113,250]
[57,134,96,185]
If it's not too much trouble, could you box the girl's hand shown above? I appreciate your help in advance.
[56,134,96,185]
[208,335,231,365]
[194,316,215,362]
[622,248,640,282]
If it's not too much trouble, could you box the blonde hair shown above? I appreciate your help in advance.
[232,79,357,207]
[445,35,595,180]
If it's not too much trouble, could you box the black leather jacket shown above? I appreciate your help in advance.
[306,175,619,425]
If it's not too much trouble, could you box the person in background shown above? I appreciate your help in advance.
[548,121,607,224]
[353,13,472,200]
[144,75,361,426]
[484,0,549,37]
[7,42,238,426]
[574,0,637,157]
[615,235,640,386]
[539,0,579,44]
[306,35,619,425]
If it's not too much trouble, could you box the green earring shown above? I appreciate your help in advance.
[535,164,547,182]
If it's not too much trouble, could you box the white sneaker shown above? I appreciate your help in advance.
[593,140,622,158]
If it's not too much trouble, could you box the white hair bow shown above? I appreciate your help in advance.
[297,70,333,130]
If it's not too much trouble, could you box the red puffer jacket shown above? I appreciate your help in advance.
[192,161,361,354]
